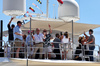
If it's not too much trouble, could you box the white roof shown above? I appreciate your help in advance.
[4,17,100,36]
[21,18,100,35]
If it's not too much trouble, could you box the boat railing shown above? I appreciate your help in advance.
[1,40,100,62]
[72,43,100,61]
[83,44,100,61]
[0,40,6,57]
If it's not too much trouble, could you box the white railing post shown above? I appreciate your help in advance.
[24,43,26,58]
[26,42,28,66]
[82,45,84,61]
[4,41,6,57]
[13,41,15,58]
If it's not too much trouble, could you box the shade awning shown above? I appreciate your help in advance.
[4,18,100,36]
[21,19,100,35]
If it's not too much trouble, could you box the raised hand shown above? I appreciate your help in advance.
[48,24,52,33]
[8,17,15,25]
[84,31,86,35]
[11,17,14,21]
[48,24,51,28]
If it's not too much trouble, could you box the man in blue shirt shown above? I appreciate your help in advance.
[13,21,23,58]
[26,30,33,46]
[26,30,33,58]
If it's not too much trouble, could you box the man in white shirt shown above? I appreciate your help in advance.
[33,28,44,59]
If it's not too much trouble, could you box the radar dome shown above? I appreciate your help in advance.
[3,0,26,16]
[58,0,79,22]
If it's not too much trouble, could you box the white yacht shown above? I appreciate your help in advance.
[0,0,100,66]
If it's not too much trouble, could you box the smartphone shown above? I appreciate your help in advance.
[60,32,62,36]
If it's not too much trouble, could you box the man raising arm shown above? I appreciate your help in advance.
[84,29,95,61]
[7,17,15,41]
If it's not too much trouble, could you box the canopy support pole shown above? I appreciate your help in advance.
[30,18,32,42]
[72,20,74,60]
[26,17,32,66]
[72,20,74,44]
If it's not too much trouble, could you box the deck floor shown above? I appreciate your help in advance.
[0,58,100,66]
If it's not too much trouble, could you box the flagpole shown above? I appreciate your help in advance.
[46,0,49,18]
[53,4,55,19]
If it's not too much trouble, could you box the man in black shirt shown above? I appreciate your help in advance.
[43,24,52,46]
[43,24,52,59]
[7,17,15,57]
[7,17,15,41]
[53,33,61,60]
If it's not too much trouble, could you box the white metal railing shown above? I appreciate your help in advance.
[72,43,100,61]
[83,44,100,61]
[0,40,7,57]
[0,40,100,62]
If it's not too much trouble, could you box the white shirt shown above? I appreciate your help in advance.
[62,36,69,43]
[34,33,44,43]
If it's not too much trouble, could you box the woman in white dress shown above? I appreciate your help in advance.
[61,32,70,60]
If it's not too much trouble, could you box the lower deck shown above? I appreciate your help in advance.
[0,58,100,66]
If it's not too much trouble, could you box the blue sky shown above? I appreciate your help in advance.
[0,0,100,51]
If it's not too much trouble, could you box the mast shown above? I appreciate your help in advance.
[46,0,49,18]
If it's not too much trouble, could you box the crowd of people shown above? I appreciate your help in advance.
[7,17,96,61]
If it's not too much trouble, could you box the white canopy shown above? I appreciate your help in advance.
[21,18,100,35]
[4,17,100,36]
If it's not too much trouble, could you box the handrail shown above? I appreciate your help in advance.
[0,40,7,57]
[0,40,100,62]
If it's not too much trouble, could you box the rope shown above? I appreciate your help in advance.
[40,0,43,14]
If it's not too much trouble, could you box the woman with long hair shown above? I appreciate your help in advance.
[61,31,70,60]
